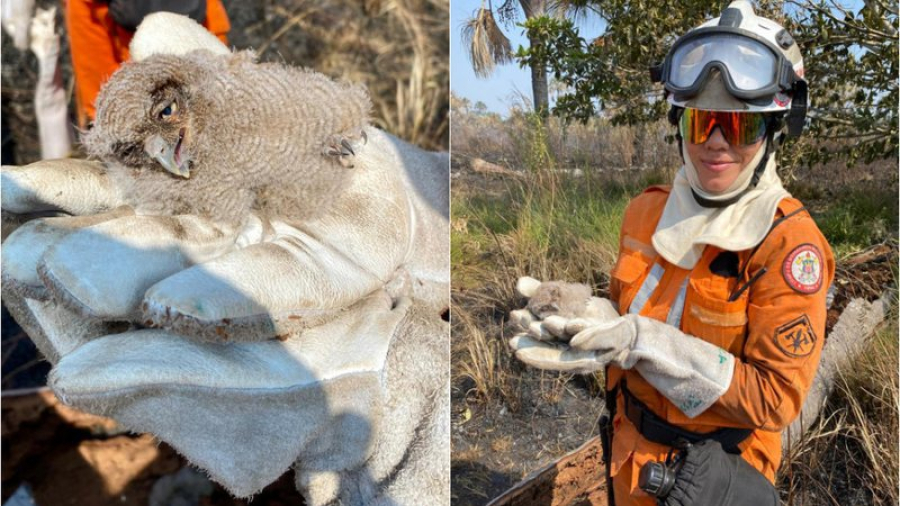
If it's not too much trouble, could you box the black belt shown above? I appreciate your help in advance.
[622,382,751,454]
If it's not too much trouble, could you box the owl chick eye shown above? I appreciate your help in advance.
[159,101,179,120]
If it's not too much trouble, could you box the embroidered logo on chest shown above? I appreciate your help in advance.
[782,244,823,294]
[774,315,817,357]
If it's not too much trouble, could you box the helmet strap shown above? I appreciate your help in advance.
[750,126,777,187]
[785,80,808,137]
[691,186,744,208]
[670,106,685,164]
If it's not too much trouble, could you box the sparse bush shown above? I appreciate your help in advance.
[450,93,682,174]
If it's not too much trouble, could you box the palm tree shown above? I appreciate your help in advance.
[462,0,552,116]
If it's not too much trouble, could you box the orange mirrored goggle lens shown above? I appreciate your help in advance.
[679,109,768,146]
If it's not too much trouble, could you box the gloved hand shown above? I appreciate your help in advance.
[1,155,449,505]
[2,139,449,506]
[29,6,73,160]
[3,12,448,345]
[509,276,620,342]
[4,277,447,505]
[508,277,734,418]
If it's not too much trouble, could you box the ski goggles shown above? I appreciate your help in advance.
[651,28,802,101]
[679,108,768,146]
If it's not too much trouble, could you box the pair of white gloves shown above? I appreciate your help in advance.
[1,13,450,501]
[508,277,736,418]
[2,149,449,506]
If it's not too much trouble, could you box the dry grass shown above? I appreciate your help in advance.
[452,302,517,407]
[245,0,449,151]
[780,309,899,506]
[366,0,449,149]
[491,435,514,453]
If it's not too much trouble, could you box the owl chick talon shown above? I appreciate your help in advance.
[324,135,358,168]
[341,139,355,156]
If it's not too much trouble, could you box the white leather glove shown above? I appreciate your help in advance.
[5,281,447,505]
[508,277,734,418]
[1,0,35,50]
[1,149,449,505]
[30,7,72,159]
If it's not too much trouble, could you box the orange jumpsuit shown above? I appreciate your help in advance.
[607,186,834,505]
[66,0,231,129]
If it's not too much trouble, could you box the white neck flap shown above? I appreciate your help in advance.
[651,142,790,269]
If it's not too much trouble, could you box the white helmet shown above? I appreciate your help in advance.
[651,1,808,136]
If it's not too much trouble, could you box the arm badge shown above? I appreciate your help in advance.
[774,315,817,358]
[782,244,823,294]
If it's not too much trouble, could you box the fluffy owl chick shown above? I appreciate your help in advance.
[83,49,371,226]
[524,279,593,319]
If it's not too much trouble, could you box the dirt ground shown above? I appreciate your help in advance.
[1,388,306,506]
[452,372,606,506]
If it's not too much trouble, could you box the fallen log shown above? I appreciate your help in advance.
[486,296,887,506]
[470,158,525,178]
[486,437,607,506]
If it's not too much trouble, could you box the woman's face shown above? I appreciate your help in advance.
[685,127,764,194]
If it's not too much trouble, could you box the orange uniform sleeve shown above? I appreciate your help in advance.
[205,0,231,44]
[609,186,670,307]
[709,212,835,431]
[67,0,126,128]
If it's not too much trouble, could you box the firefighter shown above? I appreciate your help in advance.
[66,0,230,129]
[510,2,833,504]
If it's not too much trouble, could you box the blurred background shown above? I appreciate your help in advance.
[2,0,449,165]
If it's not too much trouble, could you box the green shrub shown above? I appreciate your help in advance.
[812,189,898,258]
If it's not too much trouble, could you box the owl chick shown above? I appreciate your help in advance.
[525,280,592,319]
[82,49,371,226]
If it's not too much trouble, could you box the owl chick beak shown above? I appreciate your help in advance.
[144,129,191,179]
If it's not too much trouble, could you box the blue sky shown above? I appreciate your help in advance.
[450,0,605,115]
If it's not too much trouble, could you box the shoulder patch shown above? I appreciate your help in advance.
[782,244,823,294]
[774,315,817,358]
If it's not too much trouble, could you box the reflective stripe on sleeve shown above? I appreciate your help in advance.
[629,263,664,315]
[666,277,689,329]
